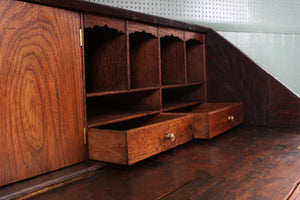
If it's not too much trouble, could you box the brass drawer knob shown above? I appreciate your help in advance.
[228,116,235,121]
[165,133,175,141]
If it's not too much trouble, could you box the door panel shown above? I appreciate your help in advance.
[0,0,85,186]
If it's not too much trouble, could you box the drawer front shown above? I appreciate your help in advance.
[126,114,194,165]
[209,103,244,138]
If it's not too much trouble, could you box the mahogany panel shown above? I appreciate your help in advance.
[0,0,85,186]
[267,76,300,128]
[26,127,300,200]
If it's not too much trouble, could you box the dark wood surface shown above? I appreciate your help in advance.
[0,0,85,186]
[129,31,159,89]
[84,25,128,93]
[26,126,300,200]
[186,39,206,83]
[0,161,105,200]
[267,76,300,127]
[206,30,300,128]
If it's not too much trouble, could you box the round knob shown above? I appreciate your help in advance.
[165,133,175,141]
[228,116,235,121]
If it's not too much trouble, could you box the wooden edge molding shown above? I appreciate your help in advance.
[18,0,211,33]
[0,161,106,200]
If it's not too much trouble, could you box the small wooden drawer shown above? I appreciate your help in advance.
[173,102,244,138]
[88,114,195,165]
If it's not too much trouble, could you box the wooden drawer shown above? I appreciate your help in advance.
[173,103,244,138]
[88,114,195,165]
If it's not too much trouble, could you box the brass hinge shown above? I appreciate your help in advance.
[83,127,87,145]
[79,29,83,47]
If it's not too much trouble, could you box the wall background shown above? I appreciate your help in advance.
[87,0,300,96]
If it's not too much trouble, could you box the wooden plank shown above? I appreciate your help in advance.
[162,128,300,200]
[0,161,105,200]
[88,129,128,165]
[0,0,85,186]
[26,126,275,200]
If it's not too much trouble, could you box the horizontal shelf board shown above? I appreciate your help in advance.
[87,110,161,127]
[162,82,205,89]
[86,87,160,98]
[162,101,202,112]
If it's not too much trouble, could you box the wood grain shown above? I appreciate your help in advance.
[25,127,300,200]
[0,161,105,200]
[88,129,128,164]
[267,76,300,127]
[127,114,195,165]
[88,114,194,165]
[162,128,300,200]
[0,0,85,186]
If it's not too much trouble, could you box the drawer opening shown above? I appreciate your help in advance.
[171,102,241,113]
[93,114,187,131]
